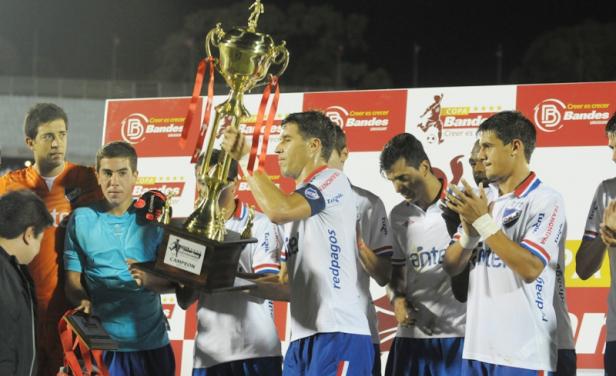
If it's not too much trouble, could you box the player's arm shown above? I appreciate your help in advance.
[388,264,417,326]
[245,171,313,224]
[64,214,92,314]
[127,260,177,293]
[65,271,92,314]
[357,237,391,286]
[246,223,289,300]
[576,198,616,279]
[446,181,547,283]
[443,218,477,276]
[175,285,199,310]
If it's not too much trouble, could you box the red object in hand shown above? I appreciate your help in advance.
[134,190,167,222]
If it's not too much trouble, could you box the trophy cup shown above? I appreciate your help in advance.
[136,0,289,291]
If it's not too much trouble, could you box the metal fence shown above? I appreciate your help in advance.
[0,76,337,99]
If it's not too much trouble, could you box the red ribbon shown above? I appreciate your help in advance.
[247,76,281,174]
[58,309,109,376]
[180,57,216,163]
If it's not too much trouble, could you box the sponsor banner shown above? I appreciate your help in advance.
[131,157,197,218]
[303,89,408,152]
[406,86,517,186]
[567,287,608,369]
[104,97,203,157]
[517,82,616,147]
[565,240,611,288]
[205,92,304,171]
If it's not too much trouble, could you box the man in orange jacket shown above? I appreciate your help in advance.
[0,103,101,375]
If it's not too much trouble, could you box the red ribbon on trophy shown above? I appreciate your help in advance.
[246,75,280,174]
[180,57,216,163]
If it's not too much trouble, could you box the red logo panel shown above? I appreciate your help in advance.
[303,90,408,152]
[517,83,616,147]
[104,98,202,157]
[567,287,608,369]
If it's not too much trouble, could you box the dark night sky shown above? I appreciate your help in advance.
[0,0,614,89]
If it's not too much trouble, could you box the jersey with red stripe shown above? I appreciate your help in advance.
[0,162,101,372]
[389,183,467,339]
[460,172,563,371]
[193,200,282,368]
[582,177,616,341]
[281,166,370,341]
[353,184,393,344]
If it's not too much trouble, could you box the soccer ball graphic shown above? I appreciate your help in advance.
[425,129,438,144]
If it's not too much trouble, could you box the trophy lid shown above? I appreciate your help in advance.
[220,27,276,54]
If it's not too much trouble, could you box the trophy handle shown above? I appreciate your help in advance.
[254,41,289,88]
[205,23,225,63]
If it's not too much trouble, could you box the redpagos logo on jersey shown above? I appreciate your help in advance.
[120,113,184,145]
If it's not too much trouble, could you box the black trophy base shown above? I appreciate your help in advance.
[132,262,256,293]
[147,218,257,291]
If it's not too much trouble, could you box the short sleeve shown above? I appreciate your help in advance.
[519,194,566,267]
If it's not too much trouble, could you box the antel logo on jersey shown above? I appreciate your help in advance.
[324,106,390,130]
[120,113,185,144]
[534,98,611,133]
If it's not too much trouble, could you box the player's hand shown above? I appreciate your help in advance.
[600,224,616,247]
[127,258,147,288]
[393,296,418,327]
[445,180,489,224]
[461,217,479,237]
[221,126,250,161]
[134,189,167,223]
[76,299,92,315]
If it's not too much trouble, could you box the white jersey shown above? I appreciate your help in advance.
[353,184,393,344]
[389,182,466,339]
[281,166,370,341]
[459,172,563,371]
[583,177,616,341]
[193,201,282,368]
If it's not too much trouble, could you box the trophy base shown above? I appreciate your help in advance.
[150,218,257,291]
[132,262,256,293]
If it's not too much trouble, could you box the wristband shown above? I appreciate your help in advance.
[472,214,500,239]
[459,232,480,250]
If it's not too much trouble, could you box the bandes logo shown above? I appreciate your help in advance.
[325,105,390,130]
[534,98,611,133]
[120,113,185,144]
[534,99,566,133]
[121,113,148,144]
[132,177,185,198]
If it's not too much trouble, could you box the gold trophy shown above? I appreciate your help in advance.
[185,0,289,241]
[136,0,289,291]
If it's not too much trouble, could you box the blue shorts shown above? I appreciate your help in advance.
[373,344,381,376]
[192,356,282,376]
[461,359,546,376]
[548,349,576,376]
[385,337,464,376]
[103,343,175,376]
[283,332,374,376]
[605,341,616,376]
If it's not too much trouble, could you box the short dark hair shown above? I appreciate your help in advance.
[282,111,336,161]
[380,133,430,173]
[96,141,138,172]
[24,103,68,139]
[332,125,347,154]
[196,149,239,181]
[606,112,616,135]
[477,111,536,162]
[0,190,53,239]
